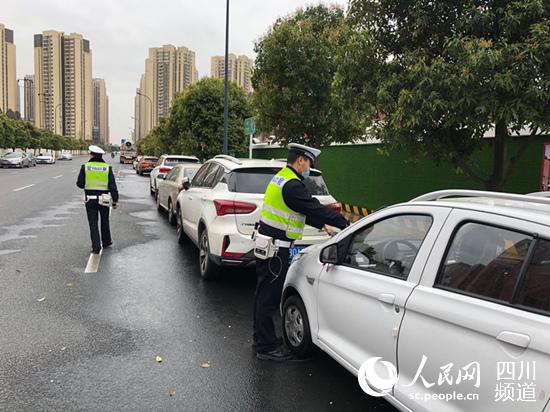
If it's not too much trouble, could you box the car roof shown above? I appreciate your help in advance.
[161,154,199,160]
[206,156,286,170]
[404,190,550,228]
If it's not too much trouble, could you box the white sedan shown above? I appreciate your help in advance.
[36,153,56,164]
[282,190,550,412]
[149,155,199,197]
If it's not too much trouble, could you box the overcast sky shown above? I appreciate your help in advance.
[4,0,346,143]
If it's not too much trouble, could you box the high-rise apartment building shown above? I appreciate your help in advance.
[23,74,34,122]
[34,30,93,139]
[92,78,109,144]
[211,54,253,95]
[0,24,17,114]
[134,45,198,140]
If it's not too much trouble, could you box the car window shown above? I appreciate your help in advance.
[5,152,21,158]
[203,164,222,188]
[436,223,532,302]
[515,238,550,313]
[182,167,199,181]
[165,167,179,182]
[164,157,199,166]
[303,172,330,196]
[344,214,433,279]
[191,163,213,187]
[229,168,281,193]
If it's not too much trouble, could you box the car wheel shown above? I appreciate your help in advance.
[283,295,314,358]
[156,190,163,212]
[136,169,139,175]
[199,229,220,280]
[168,198,177,226]
[150,180,155,195]
[176,206,189,244]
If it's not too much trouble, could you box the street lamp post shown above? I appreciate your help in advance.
[223,0,230,154]
[137,91,153,135]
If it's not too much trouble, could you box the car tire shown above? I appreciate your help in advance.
[176,206,189,244]
[283,295,314,358]
[168,198,177,226]
[199,229,220,280]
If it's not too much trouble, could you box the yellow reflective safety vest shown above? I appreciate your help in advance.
[260,167,306,240]
[84,161,109,191]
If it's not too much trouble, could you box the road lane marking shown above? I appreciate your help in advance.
[13,184,35,192]
[52,174,63,179]
[84,250,102,273]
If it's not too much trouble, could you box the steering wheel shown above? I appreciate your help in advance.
[382,240,418,262]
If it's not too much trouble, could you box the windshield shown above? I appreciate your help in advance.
[5,152,22,158]
[229,168,330,195]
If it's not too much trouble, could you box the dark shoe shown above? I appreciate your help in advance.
[103,242,113,248]
[91,249,101,254]
[256,348,293,361]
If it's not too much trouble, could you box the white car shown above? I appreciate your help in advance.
[282,190,550,412]
[175,156,341,279]
[58,152,73,160]
[36,153,56,164]
[156,163,201,225]
[149,155,200,197]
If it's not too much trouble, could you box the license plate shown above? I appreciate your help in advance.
[289,245,307,260]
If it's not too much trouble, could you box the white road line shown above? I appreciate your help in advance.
[84,250,102,273]
[52,174,63,179]
[13,184,35,192]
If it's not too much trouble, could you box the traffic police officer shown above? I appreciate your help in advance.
[254,143,349,361]
[76,145,119,254]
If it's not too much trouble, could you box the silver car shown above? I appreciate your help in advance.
[25,152,37,167]
[1,152,30,168]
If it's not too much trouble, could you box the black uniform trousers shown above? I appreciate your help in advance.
[85,198,112,252]
[253,247,290,354]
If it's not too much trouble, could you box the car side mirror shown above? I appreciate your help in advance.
[182,177,191,191]
[320,244,338,265]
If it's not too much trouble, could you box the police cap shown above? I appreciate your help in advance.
[287,143,321,163]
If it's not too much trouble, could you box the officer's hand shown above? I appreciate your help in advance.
[323,224,336,235]
[112,203,119,209]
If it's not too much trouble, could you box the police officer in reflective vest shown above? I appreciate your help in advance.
[76,145,119,254]
[254,143,349,361]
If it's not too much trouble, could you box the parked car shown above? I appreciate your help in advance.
[58,152,73,160]
[150,155,200,196]
[136,156,158,175]
[281,189,550,412]
[1,152,30,168]
[36,153,56,164]
[133,155,143,170]
[25,152,37,167]
[175,156,341,279]
[529,191,550,198]
[156,163,201,224]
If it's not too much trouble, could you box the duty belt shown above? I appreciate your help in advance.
[274,239,293,248]
[86,195,99,200]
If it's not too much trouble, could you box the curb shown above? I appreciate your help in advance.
[339,202,369,217]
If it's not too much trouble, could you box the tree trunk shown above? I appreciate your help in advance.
[486,121,509,191]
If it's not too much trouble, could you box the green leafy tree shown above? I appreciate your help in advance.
[340,0,550,190]
[253,4,361,148]
[167,78,251,160]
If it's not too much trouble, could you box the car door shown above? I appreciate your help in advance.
[160,168,178,208]
[395,209,550,412]
[165,165,181,207]
[180,163,214,242]
[316,206,451,375]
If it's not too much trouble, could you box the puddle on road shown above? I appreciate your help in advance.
[0,200,81,245]
[129,210,158,221]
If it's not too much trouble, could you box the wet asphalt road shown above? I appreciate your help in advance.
[0,156,397,411]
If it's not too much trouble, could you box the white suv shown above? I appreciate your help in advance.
[175,155,341,279]
[282,190,550,412]
[149,155,200,197]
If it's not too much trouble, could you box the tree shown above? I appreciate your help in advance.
[253,4,362,148]
[340,0,550,190]
[167,78,251,160]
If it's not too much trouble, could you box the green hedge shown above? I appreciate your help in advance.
[253,137,548,210]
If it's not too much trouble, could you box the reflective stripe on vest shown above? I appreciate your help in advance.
[84,161,109,191]
[259,167,306,240]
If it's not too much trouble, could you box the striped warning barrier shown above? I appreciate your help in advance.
[339,202,370,222]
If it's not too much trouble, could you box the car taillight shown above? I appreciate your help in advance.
[178,183,184,193]
[221,235,245,258]
[327,202,342,212]
[159,167,171,173]
[214,200,257,216]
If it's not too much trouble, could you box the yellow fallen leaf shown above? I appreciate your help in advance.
[155,355,163,363]
[37,297,46,302]
[65,283,73,287]
[201,362,210,368]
